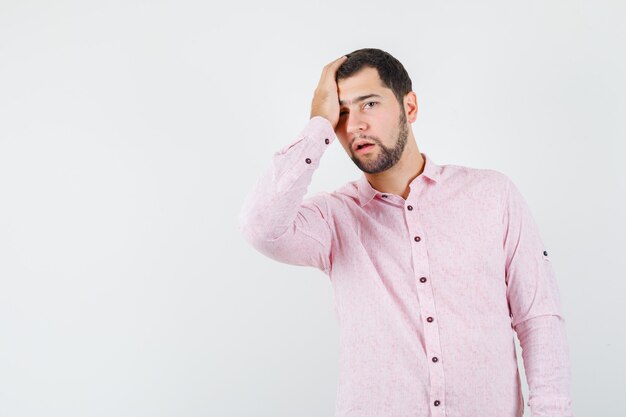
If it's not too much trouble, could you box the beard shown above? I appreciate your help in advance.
[351,110,409,174]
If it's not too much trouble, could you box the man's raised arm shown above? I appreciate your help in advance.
[238,56,347,275]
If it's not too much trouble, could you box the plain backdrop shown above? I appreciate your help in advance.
[0,1,624,416]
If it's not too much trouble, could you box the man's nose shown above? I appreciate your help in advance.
[346,114,367,135]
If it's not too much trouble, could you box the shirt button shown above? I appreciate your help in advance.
[427,316,434,322]
[434,400,441,406]
[432,356,438,362]
[543,250,548,256]
[420,277,427,283]
[414,236,421,242]
[407,205,413,210]
[325,138,330,144]
[381,194,388,198]
[305,158,312,164]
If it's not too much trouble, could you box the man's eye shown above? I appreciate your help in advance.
[365,101,378,108]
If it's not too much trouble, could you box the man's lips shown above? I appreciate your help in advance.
[352,139,376,152]
[355,143,375,153]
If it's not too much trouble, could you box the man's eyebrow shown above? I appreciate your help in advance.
[339,94,382,106]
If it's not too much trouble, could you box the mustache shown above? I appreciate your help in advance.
[355,134,377,140]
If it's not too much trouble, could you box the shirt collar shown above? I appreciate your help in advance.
[357,152,441,207]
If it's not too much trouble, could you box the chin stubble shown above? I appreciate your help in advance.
[353,111,409,174]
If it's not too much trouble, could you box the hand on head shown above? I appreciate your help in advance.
[310,55,348,129]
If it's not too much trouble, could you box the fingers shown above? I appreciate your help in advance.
[327,55,348,70]
[310,55,348,127]
[318,55,347,87]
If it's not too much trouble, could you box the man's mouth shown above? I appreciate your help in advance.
[355,143,375,153]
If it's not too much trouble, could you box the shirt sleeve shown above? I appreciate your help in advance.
[502,176,575,417]
[238,116,337,275]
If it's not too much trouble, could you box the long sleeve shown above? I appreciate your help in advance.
[502,176,575,417]
[238,116,337,275]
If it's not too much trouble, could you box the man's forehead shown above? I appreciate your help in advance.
[337,67,389,105]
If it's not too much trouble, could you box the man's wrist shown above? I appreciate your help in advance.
[305,116,336,143]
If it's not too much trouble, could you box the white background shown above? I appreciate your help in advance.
[1,1,624,416]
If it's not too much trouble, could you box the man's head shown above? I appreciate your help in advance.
[334,48,417,174]
[336,48,413,108]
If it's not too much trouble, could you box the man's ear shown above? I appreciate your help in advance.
[404,92,418,123]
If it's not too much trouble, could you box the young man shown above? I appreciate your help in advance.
[238,48,575,417]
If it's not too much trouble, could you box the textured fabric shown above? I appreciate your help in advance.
[238,116,575,417]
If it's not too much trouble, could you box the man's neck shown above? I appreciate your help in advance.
[364,140,424,200]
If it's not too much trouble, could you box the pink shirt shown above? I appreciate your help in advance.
[238,116,575,417]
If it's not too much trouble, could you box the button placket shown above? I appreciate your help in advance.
[405,200,446,416]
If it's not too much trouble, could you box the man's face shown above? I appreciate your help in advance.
[336,67,409,174]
